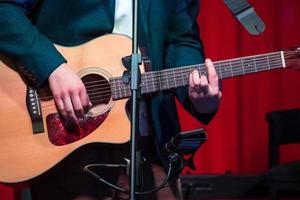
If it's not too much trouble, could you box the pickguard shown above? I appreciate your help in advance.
[46,110,110,146]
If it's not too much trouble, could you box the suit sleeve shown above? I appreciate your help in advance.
[165,0,217,124]
[0,1,66,87]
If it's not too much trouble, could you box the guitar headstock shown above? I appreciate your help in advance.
[284,47,300,71]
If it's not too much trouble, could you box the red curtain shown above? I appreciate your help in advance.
[179,0,300,175]
[1,0,300,199]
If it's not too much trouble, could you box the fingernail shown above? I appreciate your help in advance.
[205,59,212,64]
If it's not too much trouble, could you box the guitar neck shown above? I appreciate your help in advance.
[110,51,285,100]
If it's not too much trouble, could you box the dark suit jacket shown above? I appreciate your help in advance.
[0,0,214,149]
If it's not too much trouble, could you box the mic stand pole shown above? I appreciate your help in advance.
[130,0,142,199]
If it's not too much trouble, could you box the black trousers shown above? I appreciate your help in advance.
[30,143,128,200]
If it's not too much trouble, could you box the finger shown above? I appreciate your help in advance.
[218,91,222,99]
[189,73,195,89]
[63,94,77,121]
[198,75,210,95]
[79,89,92,113]
[71,93,84,118]
[205,59,219,88]
[192,70,201,86]
[199,75,208,86]
[55,97,67,118]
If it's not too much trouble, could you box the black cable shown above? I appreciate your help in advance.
[83,163,127,192]
[83,153,183,195]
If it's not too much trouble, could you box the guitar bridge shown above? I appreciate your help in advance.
[26,86,44,134]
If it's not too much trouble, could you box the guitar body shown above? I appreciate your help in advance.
[0,34,133,183]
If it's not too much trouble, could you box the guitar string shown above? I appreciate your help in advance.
[51,52,297,89]
[39,58,286,105]
[49,52,292,88]
[83,53,286,87]
[38,53,298,102]
[46,56,287,94]
[93,53,294,89]
[40,58,288,104]
[136,51,296,75]
[114,53,298,85]
[41,59,288,110]
[144,52,297,76]
[40,63,298,110]
[109,58,285,87]
[26,48,300,113]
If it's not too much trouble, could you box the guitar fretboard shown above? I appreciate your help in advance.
[110,51,285,100]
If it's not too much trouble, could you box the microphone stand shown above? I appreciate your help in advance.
[129,0,142,199]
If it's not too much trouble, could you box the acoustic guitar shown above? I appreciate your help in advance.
[0,34,299,183]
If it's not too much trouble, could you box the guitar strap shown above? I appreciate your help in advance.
[140,46,152,72]
[223,0,265,35]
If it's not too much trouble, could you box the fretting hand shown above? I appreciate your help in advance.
[188,59,222,113]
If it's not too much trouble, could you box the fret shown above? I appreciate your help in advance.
[169,70,176,88]
[267,55,270,70]
[229,60,234,77]
[114,79,120,99]
[117,80,122,98]
[269,52,283,69]
[280,51,286,68]
[145,73,150,93]
[110,50,287,98]
[165,71,170,89]
[117,79,122,99]
[256,55,269,72]
[185,69,190,85]
[111,78,121,99]
[242,57,256,75]
[110,77,131,100]
[159,70,168,90]
[253,56,258,72]
[231,59,243,77]
[122,82,127,98]
[220,61,232,78]
[268,53,279,68]
[241,58,245,75]
[152,71,161,93]
[173,68,177,88]
[120,82,125,98]
[158,70,163,90]
[180,68,189,87]
[180,68,185,86]
[140,74,148,94]
[217,62,222,79]
[151,71,155,92]
[110,79,117,99]
[141,72,155,94]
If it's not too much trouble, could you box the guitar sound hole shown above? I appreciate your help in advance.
[81,74,111,106]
